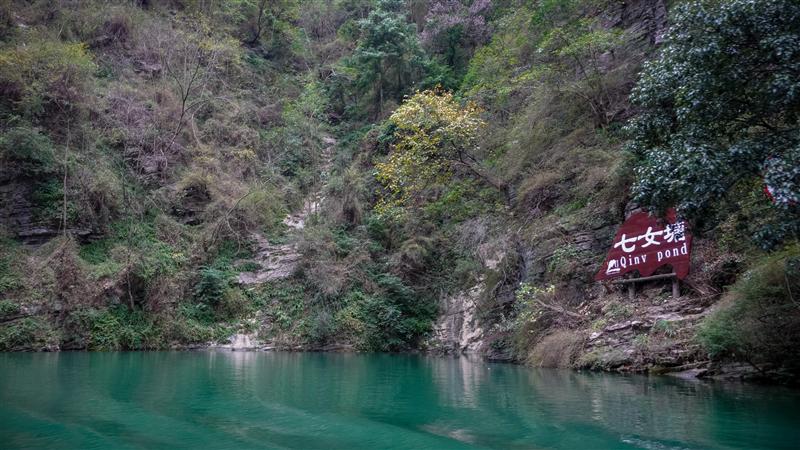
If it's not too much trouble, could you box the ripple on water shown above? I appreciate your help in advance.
[0,352,799,450]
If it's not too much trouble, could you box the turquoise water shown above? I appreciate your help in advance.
[0,352,798,449]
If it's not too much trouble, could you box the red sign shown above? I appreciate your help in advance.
[595,208,692,281]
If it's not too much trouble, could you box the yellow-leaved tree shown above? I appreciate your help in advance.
[375,89,501,214]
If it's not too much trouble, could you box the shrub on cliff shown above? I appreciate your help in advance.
[374,88,495,215]
[628,0,800,247]
[698,244,800,376]
[0,40,95,118]
[0,318,59,351]
[0,126,56,175]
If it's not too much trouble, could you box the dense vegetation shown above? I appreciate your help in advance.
[0,0,797,379]
[628,0,800,248]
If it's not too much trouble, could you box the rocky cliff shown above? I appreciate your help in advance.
[424,0,744,378]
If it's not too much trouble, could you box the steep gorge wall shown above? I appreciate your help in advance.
[425,0,738,376]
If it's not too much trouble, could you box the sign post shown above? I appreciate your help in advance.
[595,209,692,298]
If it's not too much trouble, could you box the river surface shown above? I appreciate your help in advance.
[0,352,798,449]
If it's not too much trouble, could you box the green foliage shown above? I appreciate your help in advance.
[460,7,530,102]
[0,300,20,319]
[538,17,624,126]
[0,243,21,294]
[168,311,234,345]
[539,17,622,61]
[697,244,800,373]
[375,89,486,213]
[235,261,262,272]
[253,281,307,337]
[0,0,336,351]
[553,197,588,217]
[632,332,650,350]
[450,254,482,286]
[462,0,621,115]
[78,239,113,265]
[224,0,298,49]
[0,318,58,351]
[356,291,405,351]
[652,319,678,339]
[423,177,503,224]
[0,39,95,118]
[263,77,330,197]
[124,224,184,282]
[260,281,306,309]
[76,215,187,284]
[628,0,800,247]
[194,266,233,308]
[715,179,785,254]
[192,250,254,321]
[0,126,56,174]
[87,307,162,351]
[234,187,289,235]
[31,180,77,226]
[458,0,629,230]
[420,0,491,84]
[511,283,558,356]
[334,289,401,351]
[304,309,334,345]
[603,301,633,321]
[5,0,796,371]
[334,0,432,118]
[547,244,582,276]
[330,272,435,351]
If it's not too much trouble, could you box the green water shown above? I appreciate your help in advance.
[0,352,798,449]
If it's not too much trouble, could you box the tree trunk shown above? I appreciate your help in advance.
[62,122,70,236]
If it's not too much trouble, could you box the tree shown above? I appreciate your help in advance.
[420,0,492,76]
[538,18,624,127]
[0,41,95,120]
[627,0,800,247]
[238,0,296,48]
[375,89,500,213]
[344,0,429,117]
[156,19,237,176]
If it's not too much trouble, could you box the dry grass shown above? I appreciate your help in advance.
[527,329,586,368]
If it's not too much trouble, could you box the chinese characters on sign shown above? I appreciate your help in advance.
[595,209,692,281]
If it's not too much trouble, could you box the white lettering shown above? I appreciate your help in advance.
[664,222,687,243]
[638,227,663,247]
[613,234,637,253]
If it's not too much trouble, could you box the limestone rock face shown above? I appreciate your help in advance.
[210,332,261,351]
[431,283,486,354]
[235,135,334,286]
[0,174,94,245]
[236,235,301,285]
[1,176,49,244]
[428,234,510,357]
[603,0,668,47]
[0,174,73,245]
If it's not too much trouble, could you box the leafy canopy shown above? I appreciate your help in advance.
[0,40,95,118]
[341,0,429,117]
[375,88,485,213]
[420,0,492,79]
[627,0,800,246]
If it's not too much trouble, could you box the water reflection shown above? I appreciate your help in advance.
[427,354,486,408]
[0,352,798,450]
